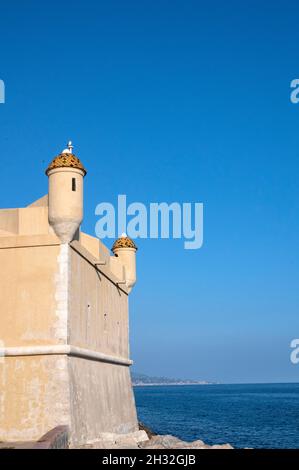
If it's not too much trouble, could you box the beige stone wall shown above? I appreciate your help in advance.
[69,358,138,445]
[79,232,111,262]
[0,209,19,235]
[18,207,53,236]
[0,355,70,442]
[0,242,61,346]
[0,239,71,441]
[0,203,54,237]
[0,217,138,444]
[69,247,129,358]
[68,246,138,445]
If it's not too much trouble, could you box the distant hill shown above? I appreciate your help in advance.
[131,372,215,386]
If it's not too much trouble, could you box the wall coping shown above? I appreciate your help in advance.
[0,234,60,249]
[0,236,128,295]
[70,240,129,295]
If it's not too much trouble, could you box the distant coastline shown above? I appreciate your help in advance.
[133,382,215,386]
[131,372,216,386]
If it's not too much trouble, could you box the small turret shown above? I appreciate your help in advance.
[112,233,137,292]
[46,142,87,243]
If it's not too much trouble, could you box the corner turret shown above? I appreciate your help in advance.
[46,142,87,243]
[111,233,137,292]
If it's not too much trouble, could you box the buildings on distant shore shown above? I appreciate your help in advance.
[131,372,215,386]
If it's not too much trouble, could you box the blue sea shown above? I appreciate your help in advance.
[134,383,299,449]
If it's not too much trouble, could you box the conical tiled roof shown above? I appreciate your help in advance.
[112,234,138,251]
[46,153,86,175]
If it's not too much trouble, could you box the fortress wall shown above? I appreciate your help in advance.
[68,358,138,445]
[0,148,139,445]
[0,241,61,346]
[0,240,71,441]
[69,245,129,358]
[0,355,70,442]
[18,207,53,236]
[79,232,110,263]
[67,247,138,445]
[0,208,19,234]
[0,235,138,444]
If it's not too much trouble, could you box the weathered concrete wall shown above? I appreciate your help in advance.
[0,239,70,441]
[0,208,19,234]
[69,358,138,445]
[0,203,54,237]
[0,226,138,444]
[0,355,70,442]
[79,232,110,262]
[68,246,138,445]
[69,247,129,357]
[0,241,61,346]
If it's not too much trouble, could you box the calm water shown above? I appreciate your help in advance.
[134,383,299,449]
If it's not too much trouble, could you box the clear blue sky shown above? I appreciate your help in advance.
[0,0,299,383]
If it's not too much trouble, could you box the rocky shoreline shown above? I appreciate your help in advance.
[0,424,233,449]
[75,423,233,449]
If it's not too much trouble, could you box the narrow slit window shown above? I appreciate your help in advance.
[72,178,76,191]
